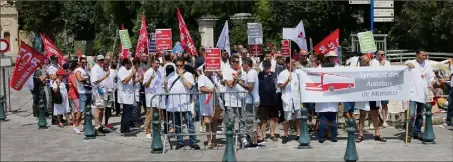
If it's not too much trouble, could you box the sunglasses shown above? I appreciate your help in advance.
[81,61,87,64]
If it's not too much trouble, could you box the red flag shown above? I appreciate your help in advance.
[313,29,340,55]
[40,33,65,66]
[135,14,149,58]
[177,8,198,56]
[77,48,82,61]
[10,42,47,90]
[119,24,129,60]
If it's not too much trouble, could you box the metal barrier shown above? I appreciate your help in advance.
[149,91,256,153]
[386,50,453,63]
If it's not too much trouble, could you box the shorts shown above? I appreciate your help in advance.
[69,99,79,112]
[79,93,92,112]
[94,93,106,108]
[343,102,355,113]
[381,100,389,105]
[284,109,301,121]
[105,91,115,108]
[369,101,380,110]
[257,105,279,121]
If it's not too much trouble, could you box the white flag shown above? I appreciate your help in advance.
[282,20,308,50]
[216,21,231,56]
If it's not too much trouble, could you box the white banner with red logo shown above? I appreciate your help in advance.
[177,8,198,56]
[298,66,409,103]
[10,42,47,91]
[135,14,148,58]
[40,33,65,65]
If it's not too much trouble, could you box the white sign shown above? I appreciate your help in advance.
[374,0,394,8]
[349,0,370,4]
[374,17,394,22]
[374,9,394,17]
[298,67,410,103]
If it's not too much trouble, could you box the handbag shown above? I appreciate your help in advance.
[52,85,63,104]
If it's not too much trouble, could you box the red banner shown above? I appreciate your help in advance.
[119,24,129,60]
[313,28,340,55]
[281,40,291,57]
[40,33,65,66]
[77,48,82,60]
[249,44,263,56]
[204,48,221,71]
[155,29,172,51]
[135,14,149,58]
[177,8,198,56]
[10,42,47,90]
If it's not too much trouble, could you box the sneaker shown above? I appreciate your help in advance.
[382,122,389,128]
[175,143,185,150]
[146,133,152,139]
[282,136,288,144]
[439,123,449,128]
[369,124,374,129]
[105,124,113,129]
[73,127,81,134]
[191,144,201,150]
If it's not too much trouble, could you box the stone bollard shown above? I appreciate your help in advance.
[84,105,96,140]
[151,112,163,154]
[298,107,311,149]
[344,119,358,162]
[37,97,47,128]
[422,103,436,144]
[0,96,6,121]
[222,121,237,162]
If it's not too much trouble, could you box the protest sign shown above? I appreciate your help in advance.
[118,29,132,49]
[298,66,409,102]
[357,31,377,53]
[148,32,157,53]
[204,48,221,71]
[10,42,47,91]
[172,42,184,55]
[281,39,291,57]
[249,44,263,56]
[155,29,172,51]
[247,23,263,45]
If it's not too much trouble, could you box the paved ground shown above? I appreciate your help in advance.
[1,88,453,161]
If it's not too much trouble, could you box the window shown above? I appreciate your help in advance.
[3,32,11,51]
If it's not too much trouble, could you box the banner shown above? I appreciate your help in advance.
[247,23,263,45]
[135,14,149,57]
[118,29,132,49]
[357,31,377,53]
[282,20,308,50]
[281,39,291,57]
[249,44,263,56]
[216,21,231,56]
[77,48,82,61]
[10,42,47,90]
[299,66,410,103]
[119,24,129,60]
[313,28,340,55]
[172,42,184,55]
[40,33,65,66]
[148,32,157,53]
[155,29,172,51]
[177,8,198,56]
[204,48,221,71]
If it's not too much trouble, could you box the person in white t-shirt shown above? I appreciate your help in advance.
[259,51,276,72]
[277,57,301,144]
[143,58,162,138]
[74,57,91,114]
[165,57,200,150]
[355,54,386,143]
[90,55,110,134]
[198,67,224,148]
[405,50,435,142]
[117,58,136,135]
[373,50,392,128]
[102,55,117,129]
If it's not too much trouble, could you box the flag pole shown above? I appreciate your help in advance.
[112,29,118,55]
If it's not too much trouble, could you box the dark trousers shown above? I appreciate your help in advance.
[447,87,453,126]
[318,112,337,140]
[120,104,133,133]
[276,92,284,122]
[115,90,121,116]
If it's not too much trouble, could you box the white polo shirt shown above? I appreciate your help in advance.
[166,71,194,112]
[117,66,134,105]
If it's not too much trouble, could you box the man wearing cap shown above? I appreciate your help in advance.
[91,54,110,134]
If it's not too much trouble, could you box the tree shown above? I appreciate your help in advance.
[16,1,64,39]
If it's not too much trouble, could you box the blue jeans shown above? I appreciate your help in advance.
[318,112,337,140]
[343,102,355,113]
[195,95,201,120]
[409,101,425,137]
[173,111,197,145]
[79,93,92,112]
[447,87,453,126]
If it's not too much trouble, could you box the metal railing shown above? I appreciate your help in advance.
[386,50,453,63]
[148,91,257,154]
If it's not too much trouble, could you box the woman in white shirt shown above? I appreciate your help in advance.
[53,69,71,127]
[314,54,339,143]
[117,59,136,135]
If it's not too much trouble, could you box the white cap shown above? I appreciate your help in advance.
[325,51,338,57]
